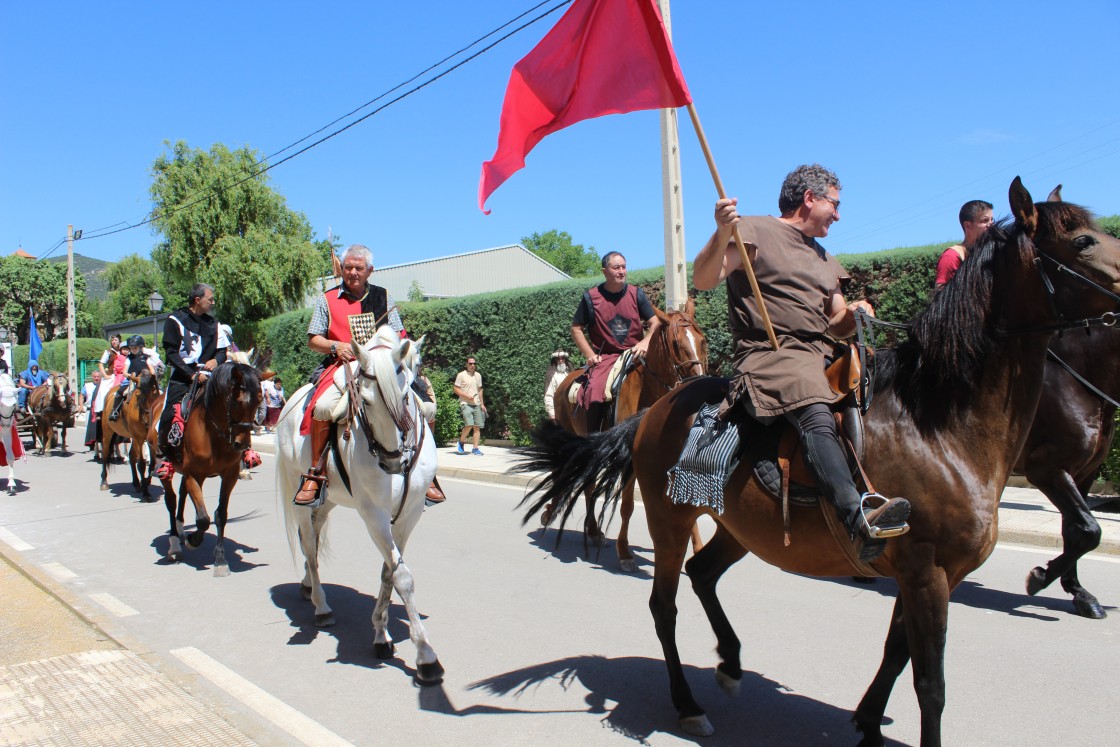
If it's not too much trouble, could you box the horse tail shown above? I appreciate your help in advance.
[516,412,646,535]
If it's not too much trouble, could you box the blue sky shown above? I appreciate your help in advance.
[3,1,1118,275]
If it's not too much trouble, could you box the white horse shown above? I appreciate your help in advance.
[276,326,442,684]
[0,374,25,493]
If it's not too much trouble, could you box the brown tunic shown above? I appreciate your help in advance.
[723,216,848,418]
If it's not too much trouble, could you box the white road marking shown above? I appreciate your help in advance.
[995,542,1120,564]
[0,526,33,551]
[89,592,140,617]
[170,646,355,747]
[40,561,77,580]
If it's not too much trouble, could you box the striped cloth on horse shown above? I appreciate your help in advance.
[666,403,741,515]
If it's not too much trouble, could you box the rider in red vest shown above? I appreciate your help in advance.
[294,244,402,506]
[570,251,661,432]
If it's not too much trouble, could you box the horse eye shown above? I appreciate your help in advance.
[1072,235,1096,251]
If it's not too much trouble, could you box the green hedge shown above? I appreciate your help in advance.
[13,337,113,373]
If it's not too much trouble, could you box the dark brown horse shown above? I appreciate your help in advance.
[157,362,260,576]
[99,370,161,500]
[28,374,75,455]
[519,179,1120,744]
[1014,185,1120,619]
[550,301,708,571]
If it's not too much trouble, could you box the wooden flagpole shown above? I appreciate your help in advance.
[685,103,779,350]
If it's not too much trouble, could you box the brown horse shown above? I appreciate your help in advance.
[99,370,161,501]
[28,374,75,455]
[157,362,261,576]
[1013,184,1120,619]
[518,179,1120,744]
[550,301,708,571]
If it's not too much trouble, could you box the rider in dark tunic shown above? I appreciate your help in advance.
[570,251,660,432]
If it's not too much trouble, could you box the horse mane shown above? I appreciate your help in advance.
[203,361,261,412]
[874,217,1029,425]
[1034,200,1096,242]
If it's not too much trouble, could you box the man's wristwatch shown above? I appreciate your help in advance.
[330,343,338,356]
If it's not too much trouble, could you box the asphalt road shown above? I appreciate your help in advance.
[3,447,1120,746]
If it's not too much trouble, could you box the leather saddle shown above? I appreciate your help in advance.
[745,342,872,503]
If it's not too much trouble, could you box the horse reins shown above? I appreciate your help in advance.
[646,316,706,392]
[340,349,424,523]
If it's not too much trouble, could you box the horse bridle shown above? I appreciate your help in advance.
[343,349,420,467]
[205,375,256,451]
[646,315,706,392]
[1021,249,1120,334]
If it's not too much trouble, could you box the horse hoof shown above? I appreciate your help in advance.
[140,495,159,504]
[315,612,336,628]
[213,564,230,578]
[679,714,714,737]
[715,668,741,697]
[168,551,183,563]
[300,584,313,601]
[186,536,204,550]
[415,659,445,685]
[540,508,553,526]
[1026,567,1047,596]
[373,642,395,659]
[100,484,109,491]
[1073,594,1107,620]
[618,557,638,574]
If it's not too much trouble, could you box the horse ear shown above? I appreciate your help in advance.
[653,306,671,324]
[1009,176,1038,238]
[353,339,370,369]
[684,297,696,317]
[395,339,412,365]
[1046,184,1063,202]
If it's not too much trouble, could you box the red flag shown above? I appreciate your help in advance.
[479,0,691,213]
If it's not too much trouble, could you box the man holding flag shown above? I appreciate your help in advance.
[691,165,911,556]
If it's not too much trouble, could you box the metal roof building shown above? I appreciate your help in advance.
[309,245,571,302]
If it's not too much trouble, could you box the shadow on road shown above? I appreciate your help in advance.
[526,526,654,579]
[269,581,442,681]
[148,522,265,574]
[817,574,1109,620]
[468,654,899,745]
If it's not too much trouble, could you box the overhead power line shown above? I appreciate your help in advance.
[74,0,573,245]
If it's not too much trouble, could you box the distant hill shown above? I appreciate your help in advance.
[45,253,111,301]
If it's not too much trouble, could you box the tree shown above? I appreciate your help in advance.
[99,254,180,327]
[149,140,323,325]
[521,230,600,277]
[0,256,91,344]
[407,280,425,303]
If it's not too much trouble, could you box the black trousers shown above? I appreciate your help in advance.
[784,402,863,532]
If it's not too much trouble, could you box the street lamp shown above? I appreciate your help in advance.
[148,291,164,347]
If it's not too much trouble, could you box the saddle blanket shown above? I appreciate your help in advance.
[666,403,741,515]
[567,352,632,405]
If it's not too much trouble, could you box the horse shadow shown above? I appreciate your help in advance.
[270,581,439,680]
[464,655,899,745]
[817,574,1110,620]
[148,514,265,573]
[526,526,655,579]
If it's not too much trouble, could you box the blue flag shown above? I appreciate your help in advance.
[28,308,42,364]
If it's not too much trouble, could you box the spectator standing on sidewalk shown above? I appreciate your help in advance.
[543,350,570,420]
[454,356,486,455]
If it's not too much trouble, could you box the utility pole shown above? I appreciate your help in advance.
[66,225,78,387]
[658,0,687,311]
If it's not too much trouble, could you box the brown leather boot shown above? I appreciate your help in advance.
[425,477,445,504]
[294,419,332,506]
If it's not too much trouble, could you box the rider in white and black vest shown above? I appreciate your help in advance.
[154,283,229,479]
